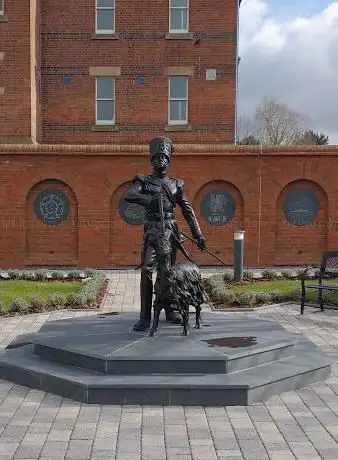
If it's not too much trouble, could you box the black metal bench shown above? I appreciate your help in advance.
[301,251,338,314]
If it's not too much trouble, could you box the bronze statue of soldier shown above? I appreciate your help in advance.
[124,136,207,331]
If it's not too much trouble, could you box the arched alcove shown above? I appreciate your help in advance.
[110,182,145,266]
[187,180,244,265]
[275,179,328,265]
[25,179,78,266]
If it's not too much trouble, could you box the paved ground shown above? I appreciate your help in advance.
[1,271,338,459]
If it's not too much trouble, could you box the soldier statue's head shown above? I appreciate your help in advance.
[149,137,173,173]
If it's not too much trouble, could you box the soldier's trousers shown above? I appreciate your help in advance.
[139,243,177,321]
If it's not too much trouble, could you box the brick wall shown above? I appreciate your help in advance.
[0,0,31,139]
[30,0,42,143]
[39,0,238,143]
[25,179,78,265]
[0,144,336,268]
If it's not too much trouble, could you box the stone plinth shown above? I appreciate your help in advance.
[0,312,331,406]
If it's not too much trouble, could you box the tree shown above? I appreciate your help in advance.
[254,97,308,145]
[237,97,308,145]
[236,114,259,144]
[297,130,329,145]
[239,135,260,145]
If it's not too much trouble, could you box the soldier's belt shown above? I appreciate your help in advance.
[146,212,174,221]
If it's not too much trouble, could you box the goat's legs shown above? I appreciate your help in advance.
[149,302,161,337]
[182,307,190,336]
[195,305,201,329]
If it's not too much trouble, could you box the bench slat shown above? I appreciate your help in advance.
[305,284,338,290]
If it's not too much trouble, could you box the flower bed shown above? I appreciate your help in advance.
[204,268,338,309]
[0,269,108,316]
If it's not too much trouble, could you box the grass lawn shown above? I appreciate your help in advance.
[228,279,338,304]
[0,280,83,308]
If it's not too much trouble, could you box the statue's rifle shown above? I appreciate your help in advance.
[180,231,228,267]
[156,189,167,301]
[158,189,166,241]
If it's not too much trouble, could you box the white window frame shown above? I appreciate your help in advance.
[95,0,115,34]
[95,77,115,125]
[0,0,4,15]
[169,0,189,33]
[168,76,188,125]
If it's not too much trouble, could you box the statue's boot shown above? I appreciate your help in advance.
[133,318,151,331]
[133,270,153,331]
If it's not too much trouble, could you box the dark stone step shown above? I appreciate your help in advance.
[0,341,330,406]
[32,332,295,375]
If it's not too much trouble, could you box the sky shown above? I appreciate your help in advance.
[238,0,338,143]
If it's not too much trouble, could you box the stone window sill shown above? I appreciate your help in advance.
[91,125,119,132]
[0,15,8,23]
[92,33,119,40]
[165,32,193,40]
[165,124,192,132]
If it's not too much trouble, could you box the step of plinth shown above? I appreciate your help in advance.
[31,333,296,375]
[0,338,330,406]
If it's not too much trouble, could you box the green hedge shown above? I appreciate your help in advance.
[204,275,303,307]
[0,271,106,316]
[5,268,96,281]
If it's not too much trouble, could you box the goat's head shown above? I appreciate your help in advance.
[156,229,173,265]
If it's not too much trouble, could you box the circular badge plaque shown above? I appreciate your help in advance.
[34,189,70,225]
[284,189,319,226]
[200,191,236,225]
[119,198,145,225]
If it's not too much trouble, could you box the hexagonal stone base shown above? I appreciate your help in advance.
[0,312,331,405]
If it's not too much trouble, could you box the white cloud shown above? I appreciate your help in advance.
[238,0,338,143]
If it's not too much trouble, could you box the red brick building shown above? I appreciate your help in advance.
[1,0,239,144]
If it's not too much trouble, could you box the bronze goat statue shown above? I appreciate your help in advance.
[149,261,209,337]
